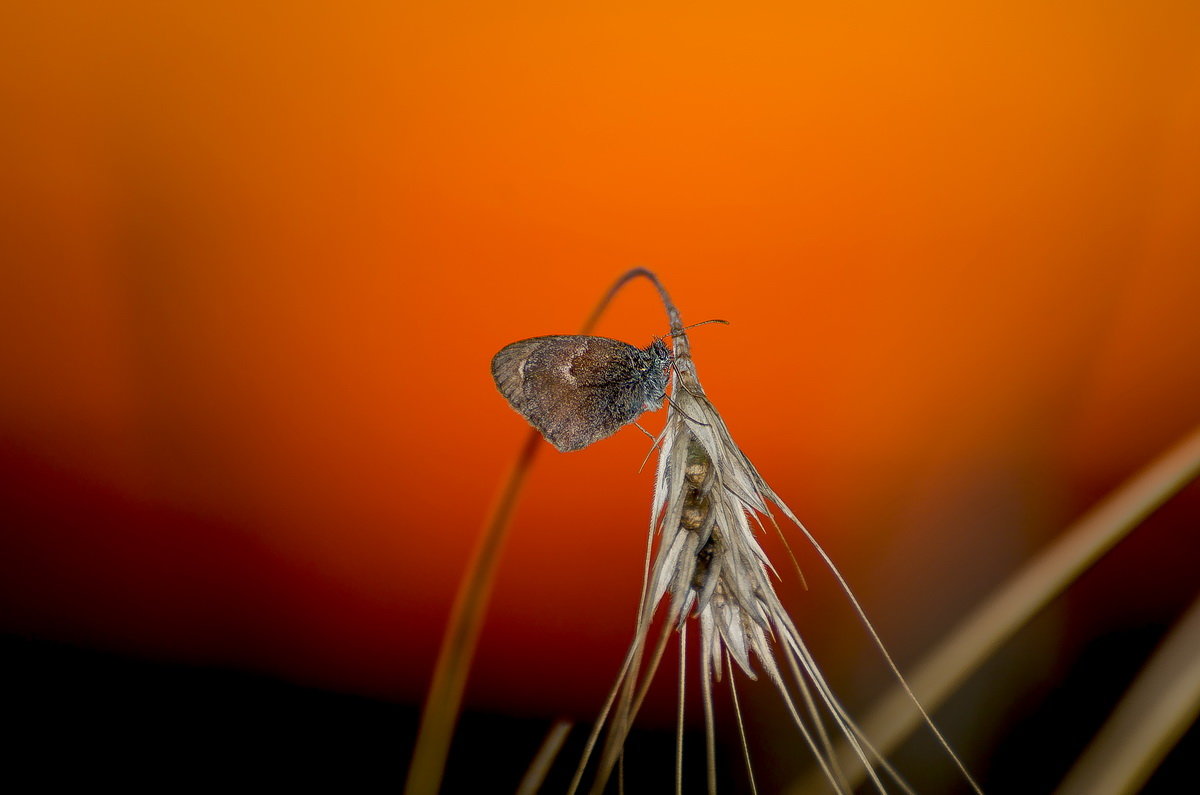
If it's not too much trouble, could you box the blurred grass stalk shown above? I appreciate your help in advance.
[1056,591,1200,795]
[403,269,656,795]
[518,720,575,795]
[402,429,542,795]
[795,423,1200,793]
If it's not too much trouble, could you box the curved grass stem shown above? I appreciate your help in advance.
[403,268,670,795]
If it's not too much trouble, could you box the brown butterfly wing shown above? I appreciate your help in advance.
[491,336,664,452]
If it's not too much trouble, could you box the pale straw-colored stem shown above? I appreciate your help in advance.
[795,423,1200,792]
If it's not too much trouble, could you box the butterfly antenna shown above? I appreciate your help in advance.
[653,318,729,353]
[666,318,730,338]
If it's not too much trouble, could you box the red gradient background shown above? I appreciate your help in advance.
[3,1,1199,790]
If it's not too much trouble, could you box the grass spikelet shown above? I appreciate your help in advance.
[570,270,980,794]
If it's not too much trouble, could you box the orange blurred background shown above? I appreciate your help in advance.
[3,1,1199,791]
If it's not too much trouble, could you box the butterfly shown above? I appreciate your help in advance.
[491,335,671,452]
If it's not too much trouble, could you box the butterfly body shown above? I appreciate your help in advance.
[491,335,671,452]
